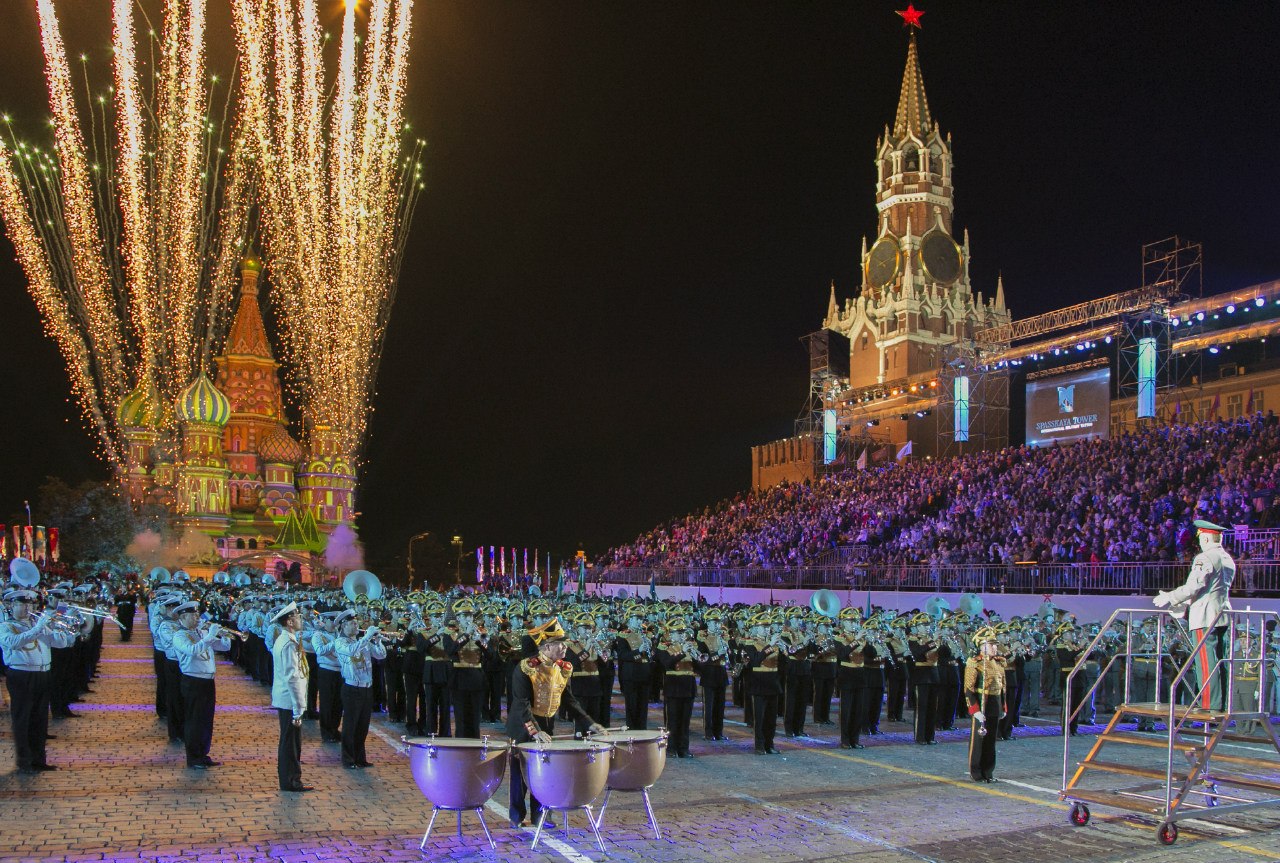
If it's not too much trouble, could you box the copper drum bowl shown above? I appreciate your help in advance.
[404,736,510,810]
[592,728,668,791]
[515,739,614,809]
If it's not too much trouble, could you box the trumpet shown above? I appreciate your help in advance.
[206,624,249,641]
[56,603,125,631]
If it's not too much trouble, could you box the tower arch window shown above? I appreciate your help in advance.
[236,538,246,550]
[902,146,918,172]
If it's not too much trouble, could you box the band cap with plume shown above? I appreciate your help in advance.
[527,617,566,645]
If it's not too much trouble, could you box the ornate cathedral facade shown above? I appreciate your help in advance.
[116,256,355,562]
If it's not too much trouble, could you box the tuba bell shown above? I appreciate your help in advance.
[9,557,41,588]
[810,589,841,619]
[343,569,383,602]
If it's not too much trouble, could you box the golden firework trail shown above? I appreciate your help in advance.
[232,0,423,462]
[0,0,251,468]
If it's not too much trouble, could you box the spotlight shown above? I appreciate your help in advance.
[1209,346,1219,354]
[1226,304,1235,314]
[1197,312,1205,321]
[1172,319,1180,327]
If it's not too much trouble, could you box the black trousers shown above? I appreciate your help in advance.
[752,694,778,751]
[573,693,605,735]
[164,659,186,741]
[153,648,167,716]
[914,682,938,743]
[403,671,424,733]
[485,669,504,721]
[180,675,215,765]
[384,662,405,721]
[6,669,51,769]
[622,681,650,730]
[998,679,1022,740]
[452,688,483,739]
[317,668,343,741]
[811,676,835,723]
[865,684,884,733]
[666,696,693,756]
[340,684,373,766]
[509,713,555,825]
[304,653,319,717]
[969,694,1001,780]
[840,686,869,747]
[277,708,303,790]
[702,686,726,738]
[424,680,452,736]
[50,646,73,713]
[783,674,810,736]
[886,668,907,720]
[936,678,959,730]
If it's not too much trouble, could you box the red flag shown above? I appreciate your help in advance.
[22,525,33,558]
[48,528,59,562]
[1211,391,1221,419]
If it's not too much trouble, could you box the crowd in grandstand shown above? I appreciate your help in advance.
[601,413,1280,571]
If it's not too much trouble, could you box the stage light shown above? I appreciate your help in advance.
[1255,297,1265,307]
[1209,346,1219,354]
[1172,319,1180,327]
[1226,304,1235,314]
[1197,312,1206,321]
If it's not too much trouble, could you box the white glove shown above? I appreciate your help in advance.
[35,610,55,627]
[205,624,222,641]
[534,730,553,744]
[973,711,986,724]
[364,625,380,640]
[1152,592,1171,609]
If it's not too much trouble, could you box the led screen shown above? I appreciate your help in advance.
[1025,367,1110,446]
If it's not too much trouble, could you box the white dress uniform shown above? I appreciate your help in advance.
[1,601,74,772]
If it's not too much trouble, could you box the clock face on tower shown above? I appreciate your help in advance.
[920,230,962,285]
[865,237,901,289]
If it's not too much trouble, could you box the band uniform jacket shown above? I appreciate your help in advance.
[696,634,731,689]
[656,645,698,698]
[615,631,653,683]
[908,638,940,685]
[742,641,783,695]
[1165,545,1236,631]
[444,633,487,692]
[565,640,604,698]
[506,657,595,741]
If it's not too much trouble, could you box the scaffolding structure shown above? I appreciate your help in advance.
[936,336,1009,458]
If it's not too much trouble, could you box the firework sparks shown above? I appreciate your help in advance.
[0,0,251,469]
[232,0,423,462]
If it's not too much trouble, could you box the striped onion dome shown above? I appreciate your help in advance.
[175,373,231,427]
[116,383,159,429]
[258,425,304,464]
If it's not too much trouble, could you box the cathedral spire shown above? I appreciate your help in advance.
[224,254,274,360]
[893,31,932,140]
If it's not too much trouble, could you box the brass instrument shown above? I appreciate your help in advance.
[205,624,249,641]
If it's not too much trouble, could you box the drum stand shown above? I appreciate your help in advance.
[531,805,607,854]
[420,805,496,851]
[597,786,661,839]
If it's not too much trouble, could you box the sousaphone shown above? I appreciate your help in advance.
[9,557,41,588]
[809,589,841,619]
[343,569,382,602]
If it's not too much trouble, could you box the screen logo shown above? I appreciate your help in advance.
[1057,384,1075,414]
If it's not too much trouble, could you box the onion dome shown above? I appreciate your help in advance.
[175,373,231,426]
[241,252,264,274]
[116,383,159,429]
[259,425,304,464]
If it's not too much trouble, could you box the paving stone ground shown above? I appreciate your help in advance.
[5,616,1280,863]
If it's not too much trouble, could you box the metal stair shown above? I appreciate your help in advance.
[1059,608,1280,845]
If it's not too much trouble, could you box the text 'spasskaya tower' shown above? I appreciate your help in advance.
[752,7,1010,488]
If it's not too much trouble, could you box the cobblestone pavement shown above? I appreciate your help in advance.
[5,619,1280,863]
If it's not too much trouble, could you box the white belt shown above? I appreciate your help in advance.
[7,665,51,672]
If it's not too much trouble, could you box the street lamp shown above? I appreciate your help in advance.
[406,531,431,590]
[451,535,463,585]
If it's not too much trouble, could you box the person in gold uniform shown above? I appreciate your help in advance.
[965,625,1007,783]
[507,618,605,828]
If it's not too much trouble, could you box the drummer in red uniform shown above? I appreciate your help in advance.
[507,617,605,828]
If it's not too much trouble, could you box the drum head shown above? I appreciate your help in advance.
[594,729,666,744]
[404,736,509,750]
[516,739,612,754]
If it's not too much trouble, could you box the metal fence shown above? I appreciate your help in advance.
[595,560,1280,595]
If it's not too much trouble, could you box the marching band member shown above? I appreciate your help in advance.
[565,614,607,736]
[507,618,604,828]
[965,626,1007,783]
[171,601,232,769]
[1,588,74,773]
[835,611,869,749]
[907,613,940,745]
[445,600,488,738]
[153,595,187,743]
[742,614,782,754]
[656,616,697,758]
[696,609,730,740]
[312,611,345,743]
[270,602,313,792]
[335,610,387,768]
[615,611,653,731]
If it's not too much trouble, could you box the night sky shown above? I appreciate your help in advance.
[2,2,1279,574]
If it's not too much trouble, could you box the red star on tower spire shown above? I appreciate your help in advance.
[896,3,925,29]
